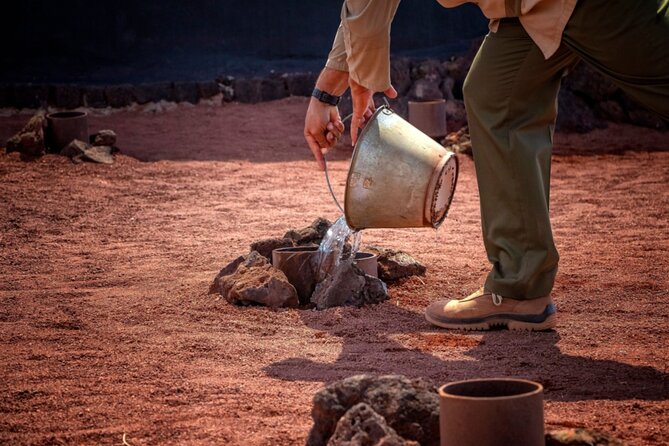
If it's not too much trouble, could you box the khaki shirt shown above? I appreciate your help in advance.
[326,0,578,91]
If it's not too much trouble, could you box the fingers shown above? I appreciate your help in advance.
[384,85,398,99]
[305,134,326,170]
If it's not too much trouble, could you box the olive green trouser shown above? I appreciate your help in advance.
[464,0,669,299]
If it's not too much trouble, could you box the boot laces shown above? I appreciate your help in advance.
[491,293,503,306]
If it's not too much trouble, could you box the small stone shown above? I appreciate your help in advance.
[217,251,299,308]
[91,129,117,147]
[82,146,114,164]
[249,237,295,262]
[545,428,625,446]
[366,246,426,282]
[60,139,89,161]
[284,217,333,246]
[307,374,440,446]
[310,260,389,310]
[328,403,418,446]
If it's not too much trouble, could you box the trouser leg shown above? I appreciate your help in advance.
[563,0,669,122]
[464,19,579,299]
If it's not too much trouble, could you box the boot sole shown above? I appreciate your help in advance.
[425,313,557,332]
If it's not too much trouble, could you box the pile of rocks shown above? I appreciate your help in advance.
[209,217,427,309]
[4,113,119,164]
[308,375,626,446]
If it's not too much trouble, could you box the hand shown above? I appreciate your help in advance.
[304,97,345,170]
[349,79,398,146]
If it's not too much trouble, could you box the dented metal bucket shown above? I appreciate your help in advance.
[344,106,458,230]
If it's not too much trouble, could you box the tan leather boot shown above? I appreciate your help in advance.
[425,288,556,331]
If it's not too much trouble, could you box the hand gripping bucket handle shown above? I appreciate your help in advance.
[324,105,458,230]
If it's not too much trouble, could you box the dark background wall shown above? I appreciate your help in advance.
[2,1,487,84]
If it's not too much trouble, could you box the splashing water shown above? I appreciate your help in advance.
[317,216,362,279]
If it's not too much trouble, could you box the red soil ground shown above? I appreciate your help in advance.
[1,97,668,445]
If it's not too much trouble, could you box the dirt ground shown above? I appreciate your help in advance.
[1,97,668,445]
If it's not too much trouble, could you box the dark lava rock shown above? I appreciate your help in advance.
[284,217,333,246]
[105,84,134,108]
[444,99,467,132]
[132,83,175,104]
[442,57,472,99]
[233,78,262,103]
[209,255,247,294]
[390,58,412,96]
[249,237,295,262]
[556,88,607,133]
[328,403,418,446]
[310,260,389,310]
[12,84,48,109]
[410,59,444,82]
[90,129,117,147]
[408,79,443,101]
[198,81,221,99]
[83,86,107,108]
[441,76,456,101]
[215,251,299,308]
[174,81,200,104]
[260,78,288,102]
[307,374,439,446]
[546,428,625,446]
[366,246,426,282]
[283,72,318,97]
[564,63,619,103]
[50,85,83,109]
[5,113,47,156]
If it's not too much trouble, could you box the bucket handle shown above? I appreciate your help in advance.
[323,98,392,214]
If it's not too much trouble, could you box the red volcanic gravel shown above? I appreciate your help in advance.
[0,97,668,445]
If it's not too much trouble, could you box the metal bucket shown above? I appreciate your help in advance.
[439,378,544,446]
[46,111,89,152]
[343,106,458,230]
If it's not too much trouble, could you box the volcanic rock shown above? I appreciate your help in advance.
[545,428,625,446]
[260,78,289,102]
[556,88,607,133]
[60,139,88,162]
[104,84,134,108]
[50,85,83,109]
[310,260,389,310]
[249,237,295,262]
[283,72,318,97]
[441,77,456,101]
[12,84,48,109]
[5,113,47,156]
[408,79,443,102]
[328,403,418,446]
[283,217,332,246]
[132,82,175,104]
[83,86,107,108]
[365,246,426,282]
[174,81,200,104]
[216,251,299,308]
[390,58,412,96]
[307,374,440,446]
[410,59,444,82]
[444,99,467,132]
[209,255,247,294]
[197,81,221,99]
[61,140,114,164]
[233,78,262,103]
[91,129,117,147]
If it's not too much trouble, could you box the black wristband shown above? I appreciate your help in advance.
[312,88,341,106]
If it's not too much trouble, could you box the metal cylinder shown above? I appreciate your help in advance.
[408,99,447,138]
[344,106,458,230]
[439,378,545,446]
[46,111,89,151]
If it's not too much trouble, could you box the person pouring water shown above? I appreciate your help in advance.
[304,0,669,331]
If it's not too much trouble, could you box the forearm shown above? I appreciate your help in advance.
[315,67,349,97]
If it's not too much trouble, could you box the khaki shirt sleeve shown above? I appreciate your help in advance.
[326,23,349,72]
[332,0,402,92]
